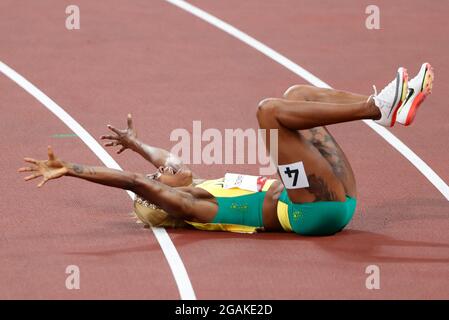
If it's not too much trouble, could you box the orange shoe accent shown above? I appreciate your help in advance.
[403,65,433,126]
[404,92,425,126]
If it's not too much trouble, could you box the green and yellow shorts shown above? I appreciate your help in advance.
[277,189,356,236]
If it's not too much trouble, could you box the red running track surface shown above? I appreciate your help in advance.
[1,0,448,299]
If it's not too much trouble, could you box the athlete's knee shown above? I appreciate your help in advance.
[257,98,280,122]
[283,84,315,101]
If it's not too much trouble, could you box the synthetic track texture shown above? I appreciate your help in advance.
[1,0,448,299]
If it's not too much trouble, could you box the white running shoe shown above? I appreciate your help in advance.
[372,67,409,127]
[396,63,434,126]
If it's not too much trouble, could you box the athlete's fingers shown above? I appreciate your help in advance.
[127,114,133,130]
[274,182,285,193]
[48,146,55,161]
[106,141,120,147]
[117,146,126,154]
[107,125,122,135]
[104,142,117,147]
[100,135,118,140]
[18,166,36,172]
[270,182,285,200]
[24,173,42,181]
[24,157,38,164]
[37,178,48,188]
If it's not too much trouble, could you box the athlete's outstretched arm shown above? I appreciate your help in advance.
[100,114,184,171]
[18,146,216,222]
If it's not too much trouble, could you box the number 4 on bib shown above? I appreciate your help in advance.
[278,161,309,189]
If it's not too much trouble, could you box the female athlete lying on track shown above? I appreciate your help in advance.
[19,63,434,236]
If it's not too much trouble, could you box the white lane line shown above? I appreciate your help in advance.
[0,60,196,300]
[165,0,449,201]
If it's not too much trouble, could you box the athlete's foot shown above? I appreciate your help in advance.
[396,63,434,126]
[371,67,408,127]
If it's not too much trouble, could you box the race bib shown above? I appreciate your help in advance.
[223,173,267,192]
[278,161,309,189]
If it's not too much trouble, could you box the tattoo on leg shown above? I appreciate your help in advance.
[307,128,347,182]
[306,174,337,202]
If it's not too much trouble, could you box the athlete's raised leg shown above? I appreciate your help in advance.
[256,96,380,203]
[259,97,380,130]
[282,85,359,198]
[283,84,368,104]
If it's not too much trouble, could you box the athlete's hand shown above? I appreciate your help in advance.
[271,181,285,201]
[18,146,68,188]
[100,113,137,154]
